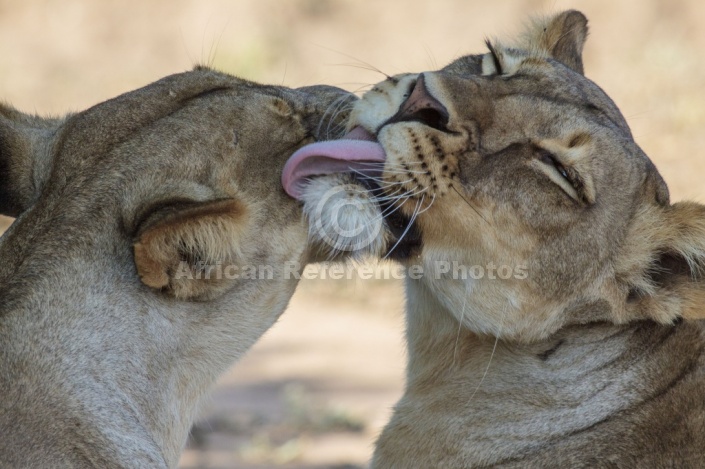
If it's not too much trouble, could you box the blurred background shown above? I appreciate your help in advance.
[0,0,704,467]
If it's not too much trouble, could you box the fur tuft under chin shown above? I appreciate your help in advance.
[300,174,390,261]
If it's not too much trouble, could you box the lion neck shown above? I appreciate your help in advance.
[399,277,697,462]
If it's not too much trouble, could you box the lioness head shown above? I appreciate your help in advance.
[291,10,705,342]
[0,68,353,467]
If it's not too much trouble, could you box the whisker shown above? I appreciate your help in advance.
[468,304,505,402]
[312,43,392,79]
[341,161,427,171]
[351,184,406,201]
[349,187,407,200]
[354,162,428,175]
[450,184,490,226]
[281,61,288,86]
[374,179,416,192]
[422,42,438,70]
[383,195,423,260]
[402,185,429,200]
[328,103,354,129]
[361,184,425,206]
[452,295,467,369]
[367,187,408,202]
[380,197,410,217]
[362,191,411,206]
[375,187,418,207]
[375,192,409,204]
[379,160,426,167]
[323,99,355,140]
[416,194,436,214]
[349,184,396,196]
[329,62,392,78]
[375,197,409,208]
[347,84,376,96]
[208,21,229,68]
[317,94,353,140]
[348,170,414,187]
[325,105,352,129]
[369,189,431,230]
[359,193,412,229]
[370,195,412,226]
[325,121,346,141]
[376,185,429,227]
[332,82,375,89]
[350,162,385,167]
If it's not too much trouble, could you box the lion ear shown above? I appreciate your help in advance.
[620,202,705,323]
[521,10,589,74]
[133,198,249,300]
[0,103,63,217]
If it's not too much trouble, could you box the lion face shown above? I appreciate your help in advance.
[0,69,355,301]
[297,11,705,342]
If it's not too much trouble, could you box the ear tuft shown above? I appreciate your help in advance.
[133,198,248,300]
[519,10,589,74]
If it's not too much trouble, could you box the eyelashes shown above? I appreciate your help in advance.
[533,145,594,205]
[537,148,570,182]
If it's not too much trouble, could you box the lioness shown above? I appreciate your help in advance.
[0,68,353,468]
[285,10,705,468]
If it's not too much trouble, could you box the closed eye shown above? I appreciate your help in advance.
[533,147,585,204]
[537,149,569,181]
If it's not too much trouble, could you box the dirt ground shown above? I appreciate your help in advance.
[179,273,406,469]
[1,1,704,467]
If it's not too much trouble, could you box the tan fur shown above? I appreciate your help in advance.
[134,198,249,299]
[305,10,705,467]
[0,68,354,467]
[517,10,589,74]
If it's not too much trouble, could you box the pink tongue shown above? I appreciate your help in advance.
[281,126,386,199]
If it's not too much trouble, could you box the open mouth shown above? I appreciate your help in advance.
[281,126,421,259]
[355,173,422,260]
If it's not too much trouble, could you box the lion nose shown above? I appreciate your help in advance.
[387,73,449,132]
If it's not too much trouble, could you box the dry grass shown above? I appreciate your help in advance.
[0,1,704,467]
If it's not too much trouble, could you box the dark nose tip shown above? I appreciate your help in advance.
[387,73,450,132]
